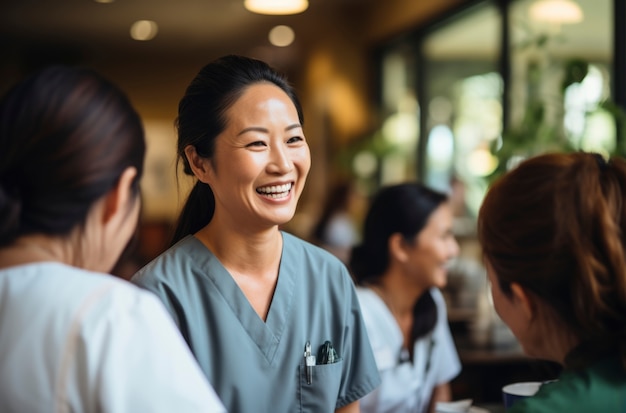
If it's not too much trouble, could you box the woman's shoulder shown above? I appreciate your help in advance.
[63,265,169,316]
[282,231,345,265]
[2,261,141,301]
[509,360,626,412]
[131,235,210,284]
[0,262,165,335]
[355,286,382,307]
[281,231,355,290]
[355,286,394,324]
[429,287,447,308]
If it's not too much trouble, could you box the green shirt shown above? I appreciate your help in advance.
[509,357,626,412]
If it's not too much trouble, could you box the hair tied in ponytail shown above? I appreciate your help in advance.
[593,153,610,171]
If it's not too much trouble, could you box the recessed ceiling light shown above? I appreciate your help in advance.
[244,0,308,15]
[93,0,115,3]
[130,20,158,41]
[529,0,583,24]
[269,25,295,47]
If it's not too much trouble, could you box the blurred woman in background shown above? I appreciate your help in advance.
[478,152,626,412]
[311,180,362,264]
[350,182,461,413]
[0,66,225,412]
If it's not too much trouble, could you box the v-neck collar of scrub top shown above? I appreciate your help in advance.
[188,231,296,365]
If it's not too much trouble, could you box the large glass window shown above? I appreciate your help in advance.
[375,0,616,214]
[379,44,420,185]
[422,3,502,216]
[503,0,614,171]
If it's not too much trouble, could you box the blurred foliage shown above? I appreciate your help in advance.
[487,33,626,183]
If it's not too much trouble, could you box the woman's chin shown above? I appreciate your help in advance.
[432,272,448,289]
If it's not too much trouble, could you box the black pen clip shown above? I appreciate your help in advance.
[317,340,338,364]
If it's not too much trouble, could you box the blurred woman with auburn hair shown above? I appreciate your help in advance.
[478,152,626,412]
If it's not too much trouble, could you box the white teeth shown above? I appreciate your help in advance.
[257,183,292,195]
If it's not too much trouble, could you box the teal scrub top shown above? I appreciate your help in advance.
[508,357,626,413]
[132,232,381,413]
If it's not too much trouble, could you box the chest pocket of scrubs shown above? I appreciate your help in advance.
[298,358,344,412]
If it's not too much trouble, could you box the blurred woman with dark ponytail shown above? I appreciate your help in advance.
[350,183,461,413]
[478,152,626,412]
[0,66,225,412]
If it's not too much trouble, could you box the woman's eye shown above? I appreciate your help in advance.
[247,140,267,147]
[287,136,304,144]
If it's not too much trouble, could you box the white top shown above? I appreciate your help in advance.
[0,262,226,413]
[356,287,462,413]
[323,213,359,247]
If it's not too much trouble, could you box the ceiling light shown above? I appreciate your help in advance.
[269,25,295,47]
[244,0,308,15]
[130,20,158,41]
[529,0,583,24]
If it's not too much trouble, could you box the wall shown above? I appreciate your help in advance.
[0,0,469,236]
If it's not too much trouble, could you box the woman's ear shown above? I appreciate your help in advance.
[510,282,537,322]
[103,166,137,224]
[184,144,213,183]
[388,233,410,263]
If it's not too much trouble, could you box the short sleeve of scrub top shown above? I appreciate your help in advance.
[131,231,381,413]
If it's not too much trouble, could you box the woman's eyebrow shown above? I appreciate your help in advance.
[237,123,302,136]
[237,126,267,136]
[285,123,302,131]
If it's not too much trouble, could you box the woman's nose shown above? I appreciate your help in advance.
[450,238,460,257]
[268,144,293,173]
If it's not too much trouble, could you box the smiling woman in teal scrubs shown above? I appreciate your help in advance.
[131,55,381,413]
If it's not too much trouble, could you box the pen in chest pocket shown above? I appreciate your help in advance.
[317,340,338,364]
[304,341,315,385]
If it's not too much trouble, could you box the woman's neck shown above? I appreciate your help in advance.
[0,235,72,270]
[371,273,426,318]
[195,221,283,322]
[527,305,581,366]
[195,223,282,273]
[370,274,427,351]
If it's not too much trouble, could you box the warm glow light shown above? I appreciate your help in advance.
[244,0,308,15]
[93,0,115,3]
[382,113,418,145]
[352,151,378,178]
[269,25,295,47]
[130,20,158,41]
[529,0,583,24]
[467,147,498,176]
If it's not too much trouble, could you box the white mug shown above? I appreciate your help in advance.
[502,381,542,410]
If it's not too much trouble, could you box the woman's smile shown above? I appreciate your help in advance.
[256,182,293,200]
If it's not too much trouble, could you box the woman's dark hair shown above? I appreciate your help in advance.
[0,65,145,246]
[171,54,303,245]
[478,152,626,369]
[350,183,449,342]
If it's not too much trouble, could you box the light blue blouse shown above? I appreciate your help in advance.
[132,232,381,413]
